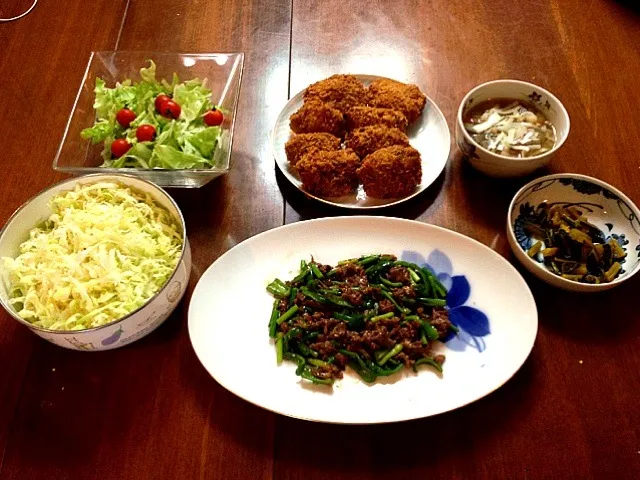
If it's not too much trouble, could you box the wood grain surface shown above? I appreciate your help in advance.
[0,0,639,479]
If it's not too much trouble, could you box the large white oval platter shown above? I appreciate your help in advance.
[188,217,538,424]
[271,75,451,209]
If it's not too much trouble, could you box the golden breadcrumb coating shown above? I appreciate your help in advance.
[366,79,427,123]
[296,149,361,197]
[304,74,367,113]
[290,100,345,136]
[285,133,342,167]
[345,106,409,131]
[345,126,410,159]
[357,145,422,198]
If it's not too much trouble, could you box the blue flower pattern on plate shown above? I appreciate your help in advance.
[400,250,490,353]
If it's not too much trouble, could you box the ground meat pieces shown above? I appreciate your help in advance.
[309,340,337,357]
[345,106,409,131]
[304,74,367,113]
[430,309,452,336]
[296,149,361,197]
[357,145,422,199]
[387,266,411,284]
[342,289,364,306]
[378,299,394,313]
[366,78,427,123]
[290,100,345,136]
[285,132,341,167]
[345,126,410,159]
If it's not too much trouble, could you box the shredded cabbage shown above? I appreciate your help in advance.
[2,182,183,331]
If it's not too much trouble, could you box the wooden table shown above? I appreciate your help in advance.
[1,1,640,478]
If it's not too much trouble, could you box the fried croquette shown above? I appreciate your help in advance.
[367,79,427,123]
[296,149,361,197]
[285,133,342,167]
[290,100,345,136]
[357,145,422,198]
[345,106,409,131]
[303,74,367,113]
[345,126,410,159]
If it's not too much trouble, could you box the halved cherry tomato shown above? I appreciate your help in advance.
[160,100,181,119]
[203,109,224,126]
[136,124,156,142]
[116,108,136,128]
[155,94,171,113]
[111,138,131,158]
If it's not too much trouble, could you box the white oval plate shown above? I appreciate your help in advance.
[189,217,538,424]
[271,75,451,209]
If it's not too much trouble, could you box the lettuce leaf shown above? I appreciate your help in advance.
[81,60,221,170]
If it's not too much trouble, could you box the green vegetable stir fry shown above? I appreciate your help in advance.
[81,60,224,169]
[267,254,455,386]
[2,182,183,330]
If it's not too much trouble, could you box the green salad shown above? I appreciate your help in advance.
[81,60,225,169]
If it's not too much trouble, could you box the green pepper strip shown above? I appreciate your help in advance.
[380,277,403,288]
[325,292,353,309]
[421,330,428,345]
[284,327,302,341]
[308,358,330,367]
[423,267,447,298]
[403,315,419,321]
[276,334,284,364]
[302,330,320,342]
[450,324,460,333]
[288,287,298,306]
[268,300,279,338]
[381,291,410,314]
[346,360,377,383]
[300,287,327,304]
[408,268,421,283]
[413,357,443,373]
[266,279,290,298]
[276,305,299,325]
[310,263,324,279]
[296,341,318,358]
[292,260,309,283]
[358,254,380,266]
[421,321,439,340]
[366,359,403,376]
[339,350,377,382]
[378,344,403,366]
[300,367,334,385]
[333,312,364,329]
[284,352,306,375]
[370,312,394,323]
[418,298,447,307]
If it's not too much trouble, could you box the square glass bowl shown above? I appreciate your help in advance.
[54,51,244,188]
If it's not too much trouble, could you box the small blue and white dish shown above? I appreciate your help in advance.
[507,173,640,292]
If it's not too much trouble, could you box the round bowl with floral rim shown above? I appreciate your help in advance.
[456,79,570,177]
[507,173,640,292]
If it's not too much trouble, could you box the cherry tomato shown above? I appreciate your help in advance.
[136,124,156,142]
[203,109,224,126]
[160,100,181,119]
[154,94,171,113]
[111,138,131,158]
[116,108,136,128]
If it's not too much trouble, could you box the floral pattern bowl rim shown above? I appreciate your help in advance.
[507,173,640,291]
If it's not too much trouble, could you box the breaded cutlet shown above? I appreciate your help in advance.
[345,106,409,131]
[366,79,427,123]
[289,100,345,137]
[296,149,361,197]
[285,133,342,167]
[345,126,410,159]
[357,145,422,199]
[303,74,367,114]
